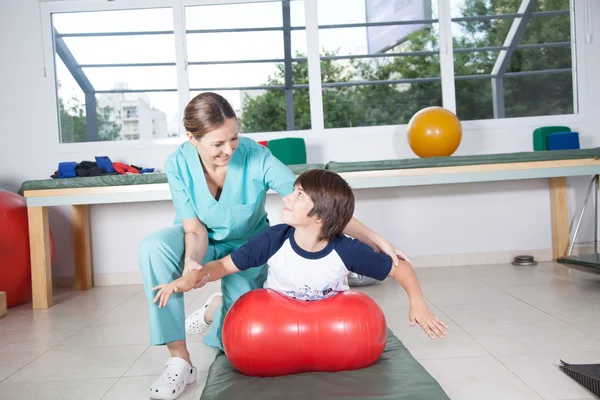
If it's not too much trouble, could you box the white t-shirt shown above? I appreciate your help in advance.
[230,224,393,301]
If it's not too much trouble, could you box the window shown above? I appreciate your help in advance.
[185,0,309,134]
[44,0,580,145]
[317,0,441,128]
[451,0,574,121]
[51,7,179,143]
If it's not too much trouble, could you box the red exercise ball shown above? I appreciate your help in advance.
[0,190,54,308]
[222,289,387,377]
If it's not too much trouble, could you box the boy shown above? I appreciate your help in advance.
[154,169,448,340]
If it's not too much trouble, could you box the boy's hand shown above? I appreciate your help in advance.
[409,298,448,339]
[152,274,209,308]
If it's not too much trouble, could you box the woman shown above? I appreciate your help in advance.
[139,92,410,400]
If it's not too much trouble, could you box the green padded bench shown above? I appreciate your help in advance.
[18,164,325,194]
[327,147,600,173]
[19,147,600,194]
[19,147,600,309]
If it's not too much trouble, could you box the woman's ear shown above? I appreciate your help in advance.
[187,132,201,149]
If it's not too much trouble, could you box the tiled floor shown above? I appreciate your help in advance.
[1,261,600,399]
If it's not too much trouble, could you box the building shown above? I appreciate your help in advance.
[97,82,169,141]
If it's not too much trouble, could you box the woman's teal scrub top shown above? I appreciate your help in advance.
[165,137,296,243]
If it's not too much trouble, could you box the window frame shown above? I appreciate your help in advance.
[40,0,587,154]
[40,0,186,154]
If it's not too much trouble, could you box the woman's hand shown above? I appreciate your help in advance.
[153,274,209,308]
[183,259,202,276]
[375,239,412,266]
[182,260,207,289]
[343,218,411,267]
[408,297,448,339]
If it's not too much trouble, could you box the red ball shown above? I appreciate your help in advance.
[0,191,54,307]
[222,289,387,377]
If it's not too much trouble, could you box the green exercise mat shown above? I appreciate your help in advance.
[199,328,450,400]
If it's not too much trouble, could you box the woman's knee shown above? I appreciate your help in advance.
[138,227,184,272]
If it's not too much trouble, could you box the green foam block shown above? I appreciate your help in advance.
[533,126,571,151]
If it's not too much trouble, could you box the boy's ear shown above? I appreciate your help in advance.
[309,208,322,223]
[307,211,322,225]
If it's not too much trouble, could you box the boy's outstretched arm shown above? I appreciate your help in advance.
[153,256,240,308]
[389,260,449,339]
[199,255,241,282]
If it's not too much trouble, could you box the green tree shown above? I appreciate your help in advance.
[240,0,572,131]
[59,95,121,142]
[240,50,355,132]
[454,0,573,119]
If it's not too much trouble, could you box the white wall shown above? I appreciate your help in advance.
[1,0,599,281]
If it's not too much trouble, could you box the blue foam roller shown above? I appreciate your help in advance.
[547,131,580,151]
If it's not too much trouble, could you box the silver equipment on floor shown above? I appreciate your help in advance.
[512,255,537,266]
[348,272,376,287]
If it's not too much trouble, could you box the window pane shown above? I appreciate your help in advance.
[191,88,311,134]
[84,67,177,91]
[290,0,306,27]
[451,0,575,120]
[96,92,179,141]
[318,0,440,128]
[189,61,306,90]
[52,8,179,143]
[242,88,312,132]
[323,81,441,129]
[61,35,176,64]
[318,0,366,25]
[185,1,308,133]
[58,62,179,142]
[186,2,282,30]
[189,63,282,89]
[52,8,173,33]
[186,32,284,61]
[291,30,307,57]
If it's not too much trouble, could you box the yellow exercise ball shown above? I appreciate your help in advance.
[407,107,462,158]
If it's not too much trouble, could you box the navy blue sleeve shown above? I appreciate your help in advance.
[334,237,393,280]
[230,224,292,270]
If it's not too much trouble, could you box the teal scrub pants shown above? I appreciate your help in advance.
[138,225,267,350]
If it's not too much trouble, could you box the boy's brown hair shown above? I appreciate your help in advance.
[295,169,355,242]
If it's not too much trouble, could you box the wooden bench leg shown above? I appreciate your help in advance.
[549,177,569,260]
[27,206,53,309]
[1,291,7,318]
[73,205,93,290]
